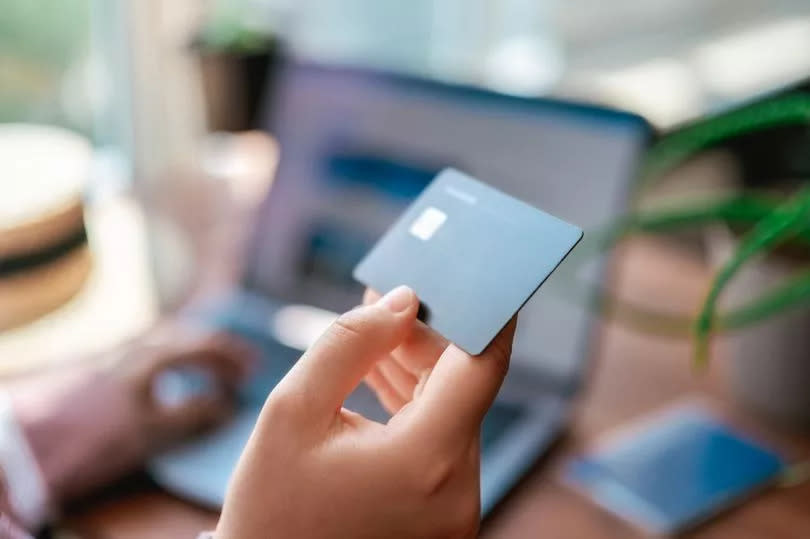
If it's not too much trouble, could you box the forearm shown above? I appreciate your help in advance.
[11,367,146,503]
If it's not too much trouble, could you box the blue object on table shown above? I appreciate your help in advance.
[565,404,786,535]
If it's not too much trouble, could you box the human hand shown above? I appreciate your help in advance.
[13,321,254,503]
[113,322,255,446]
[216,286,515,539]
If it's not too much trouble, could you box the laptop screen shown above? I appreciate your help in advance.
[244,60,651,386]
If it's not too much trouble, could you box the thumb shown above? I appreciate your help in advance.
[273,285,419,424]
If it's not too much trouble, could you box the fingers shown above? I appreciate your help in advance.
[365,318,445,411]
[363,354,418,413]
[365,365,408,414]
[140,330,256,438]
[146,328,255,384]
[363,288,446,414]
[273,286,419,424]
[362,287,382,305]
[409,317,517,447]
[153,392,235,438]
[365,287,446,376]
[377,356,419,400]
[391,320,447,374]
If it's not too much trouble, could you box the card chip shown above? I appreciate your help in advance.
[409,206,447,240]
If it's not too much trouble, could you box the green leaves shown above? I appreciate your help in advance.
[721,268,810,332]
[554,92,810,365]
[606,91,810,366]
[637,93,810,190]
[567,193,810,356]
[693,186,810,366]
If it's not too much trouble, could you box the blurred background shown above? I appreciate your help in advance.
[7,0,810,135]
[5,0,810,375]
[4,0,810,536]
[4,0,810,311]
[8,0,810,134]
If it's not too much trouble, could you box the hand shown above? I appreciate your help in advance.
[216,286,516,539]
[13,321,254,503]
[113,322,255,446]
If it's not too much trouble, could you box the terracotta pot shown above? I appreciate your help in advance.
[707,226,810,428]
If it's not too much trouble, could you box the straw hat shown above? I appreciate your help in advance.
[0,124,93,330]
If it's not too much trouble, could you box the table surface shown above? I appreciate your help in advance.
[60,235,810,538]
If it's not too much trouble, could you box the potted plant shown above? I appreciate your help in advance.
[585,89,810,427]
[194,0,280,132]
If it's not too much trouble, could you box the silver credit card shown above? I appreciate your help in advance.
[354,168,583,355]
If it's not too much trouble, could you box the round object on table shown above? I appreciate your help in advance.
[0,124,93,330]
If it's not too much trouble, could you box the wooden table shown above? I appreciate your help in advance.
[61,235,810,538]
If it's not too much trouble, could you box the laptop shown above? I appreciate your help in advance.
[148,58,652,515]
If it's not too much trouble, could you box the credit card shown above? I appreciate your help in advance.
[353,168,583,355]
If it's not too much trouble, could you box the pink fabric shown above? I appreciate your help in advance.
[0,514,32,539]
[0,470,31,539]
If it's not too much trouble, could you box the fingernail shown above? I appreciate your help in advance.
[379,285,413,313]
